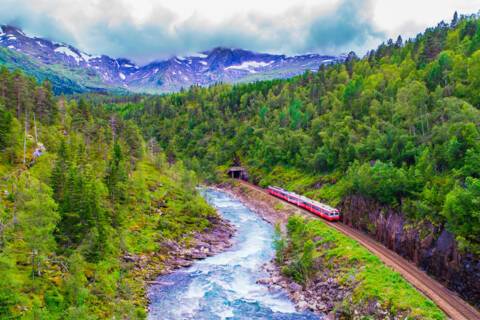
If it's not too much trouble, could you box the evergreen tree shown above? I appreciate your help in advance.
[51,139,69,203]
[34,80,58,124]
[451,11,459,28]
[0,104,12,150]
[395,35,403,48]
[105,142,127,204]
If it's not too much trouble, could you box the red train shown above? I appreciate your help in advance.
[267,186,340,221]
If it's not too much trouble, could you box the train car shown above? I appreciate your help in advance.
[267,186,340,221]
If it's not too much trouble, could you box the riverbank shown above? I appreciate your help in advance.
[125,212,236,314]
[220,181,445,319]
[214,182,299,225]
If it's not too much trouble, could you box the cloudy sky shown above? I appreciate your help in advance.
[0,0,479,64]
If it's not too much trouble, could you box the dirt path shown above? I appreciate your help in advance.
[236,180,480,320]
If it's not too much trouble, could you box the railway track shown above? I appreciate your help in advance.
[237,179,480,320]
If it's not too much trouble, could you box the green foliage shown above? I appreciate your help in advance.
[105,142,128,204]
[280,216,316,284]
[442,177,480,252]
[115,15,480,251]
[347,161,410,205]
[0,104,12,150]
[16,172,59,276]
[0,253,22,318]
[273,223,286,264]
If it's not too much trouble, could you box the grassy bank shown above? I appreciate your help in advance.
[276,215,446,319]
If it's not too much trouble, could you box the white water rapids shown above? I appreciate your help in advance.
[147,188,320,320]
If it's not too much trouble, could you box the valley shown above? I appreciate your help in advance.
[0,5,480,320]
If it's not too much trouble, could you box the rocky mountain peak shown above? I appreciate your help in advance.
[0,24,346,94]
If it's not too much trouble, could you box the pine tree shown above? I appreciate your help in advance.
[395,35,403,48]
[105,142,127,204]
[0,104,12,150]
[0,67,9,104]
[34,80,58,124]
[51,139,69,203]
[451,11,459,28]
[8,70,30,119]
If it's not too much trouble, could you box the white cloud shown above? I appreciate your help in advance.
[372,0,480,40]
[0,0,478,63]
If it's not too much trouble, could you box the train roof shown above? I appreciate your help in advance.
[268,185,338,213]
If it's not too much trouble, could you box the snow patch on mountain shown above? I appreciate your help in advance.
[79,51,92,62]
[189,52,208,58]
[54,46,81,63]
[225,60,274,73]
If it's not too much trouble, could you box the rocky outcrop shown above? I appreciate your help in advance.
[340,195,480,308]
[258,261,352,317]
[155,217,236,274]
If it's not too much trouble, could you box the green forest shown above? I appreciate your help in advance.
[112,13,480,254]
[0,68,218,318]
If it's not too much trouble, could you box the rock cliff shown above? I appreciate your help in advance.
[340,195,480,308]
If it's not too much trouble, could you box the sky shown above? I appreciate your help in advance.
[0,0,479,64]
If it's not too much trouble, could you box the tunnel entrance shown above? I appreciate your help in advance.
[227,166,248,180]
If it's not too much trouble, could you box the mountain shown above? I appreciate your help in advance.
[0,25,345,94]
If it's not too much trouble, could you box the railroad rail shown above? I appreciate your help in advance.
[237,179,480,320]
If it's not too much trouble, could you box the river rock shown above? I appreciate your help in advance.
[269,284,282,291]
[256,278,271,285]
[297,300,309,310]
[289,282,302,292]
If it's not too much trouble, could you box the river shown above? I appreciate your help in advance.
[147,188,320,320]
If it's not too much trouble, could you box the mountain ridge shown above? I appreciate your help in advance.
[0,25,346,94]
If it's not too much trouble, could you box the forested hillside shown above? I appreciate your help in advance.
[110,13,480,304]
[0,67,218,318]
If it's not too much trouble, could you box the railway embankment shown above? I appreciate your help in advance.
[341,195,480,309]
[220,181,446,319]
